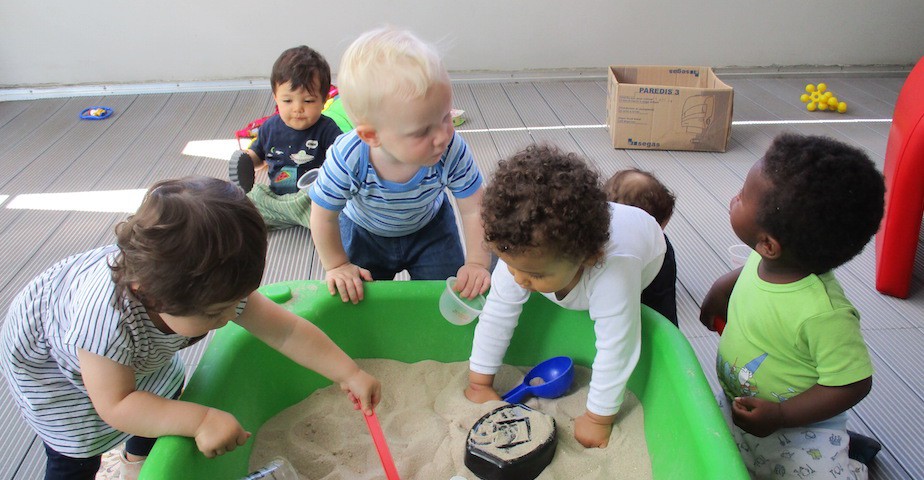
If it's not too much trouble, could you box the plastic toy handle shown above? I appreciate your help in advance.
[363,411,400,480]
[501,383,529,404]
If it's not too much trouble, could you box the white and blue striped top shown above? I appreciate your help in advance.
[308,130,482,237]
[0,245,245,458]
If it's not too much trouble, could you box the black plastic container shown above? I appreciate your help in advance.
[464,404,557,480]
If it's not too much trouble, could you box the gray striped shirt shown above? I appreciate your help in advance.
[0,245,243,458]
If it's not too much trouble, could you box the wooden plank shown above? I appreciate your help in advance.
[503,82,561,127]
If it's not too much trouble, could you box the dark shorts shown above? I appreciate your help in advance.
[339,199,465,280]
[641,234,678,327]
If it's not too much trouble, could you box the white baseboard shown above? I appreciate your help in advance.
[1,65,911,102]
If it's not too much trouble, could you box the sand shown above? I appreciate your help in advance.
[249,359,651,480]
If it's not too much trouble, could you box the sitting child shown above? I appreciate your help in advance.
[465,145,670,448]
[604,168,678,326]
[229,45,345,230]
[309,27,491,304]
[1,176,380,480]
[699,133,884,479]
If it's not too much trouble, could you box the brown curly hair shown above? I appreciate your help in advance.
[110,176,267,315]
[482,144,610,262]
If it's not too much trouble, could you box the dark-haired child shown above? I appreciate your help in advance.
[699,133,884,478]
[1,177,380,479]
[230,45,345,229]
[464,145,670,448]
[604,168,678,326]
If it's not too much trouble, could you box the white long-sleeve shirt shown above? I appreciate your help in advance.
[469,203,666,416]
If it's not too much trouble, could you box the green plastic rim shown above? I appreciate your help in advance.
[141,280,747,479]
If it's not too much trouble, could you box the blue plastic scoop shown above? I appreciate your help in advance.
[502,356,575,403]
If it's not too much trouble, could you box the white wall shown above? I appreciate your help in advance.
[2,0,922,88]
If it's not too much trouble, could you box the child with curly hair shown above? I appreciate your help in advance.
[1,177,380,479]
[309,27,491,304]
[464,145,670,448]
[699,133,885,478]
[604,168,678,326]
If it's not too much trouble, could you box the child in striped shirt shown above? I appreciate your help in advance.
[308,27,492,304]
[1,176,380,479]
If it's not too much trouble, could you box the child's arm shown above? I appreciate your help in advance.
[78,350,250,458]
[732,377,872,437]
[235,292,381,414]
[464,371,502,403]
[453,187,492,299]
[309,201,373,304]
[699,267,742,331]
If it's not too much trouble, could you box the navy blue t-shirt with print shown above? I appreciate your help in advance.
[251,114,343,195]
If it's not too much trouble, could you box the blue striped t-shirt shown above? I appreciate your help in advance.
[308,130,482,237]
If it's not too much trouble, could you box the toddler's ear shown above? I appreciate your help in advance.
[583,249,605,267]
[355,125,380,147]
[754,233,782,260]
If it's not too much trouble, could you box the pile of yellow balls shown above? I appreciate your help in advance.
[801,83,847,113]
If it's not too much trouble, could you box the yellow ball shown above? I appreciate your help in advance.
[807,102,817,111]
[823,91,833,99]
[805,84,816,93]
[818,102,829,111]
[827,97,839,107]
[837,102,847,113]
[817,83,827,93]
[800,94,810,103]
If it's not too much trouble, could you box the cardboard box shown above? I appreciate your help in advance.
[607,65,734,152]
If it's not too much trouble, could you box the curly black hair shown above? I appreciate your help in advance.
[759,133,884,274]
[482,144,610,262]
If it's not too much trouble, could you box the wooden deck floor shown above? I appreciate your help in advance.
[0,70,921,479]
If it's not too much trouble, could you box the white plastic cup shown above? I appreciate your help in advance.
[728,244,752,269]
[439,276,486,325]
[296,168,320,193]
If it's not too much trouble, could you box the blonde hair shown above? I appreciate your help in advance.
[338,26,448,124]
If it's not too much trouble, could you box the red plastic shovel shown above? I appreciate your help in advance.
[363,410,400,480]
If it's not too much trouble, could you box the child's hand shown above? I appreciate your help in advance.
[464,371,501,403]
[454,263,491,299]
[699,268,741,332]
[574,412,615,448]
[325,262,373,304]
[731,396,784,437]
[339,369,381,416]
[464,383,501,403]
[193,408,251,458]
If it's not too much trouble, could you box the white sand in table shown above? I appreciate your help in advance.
[250,359,651,480]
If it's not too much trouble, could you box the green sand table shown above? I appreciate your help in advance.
[141,280,747,479]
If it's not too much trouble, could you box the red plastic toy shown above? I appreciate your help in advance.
[875,57,924,298]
